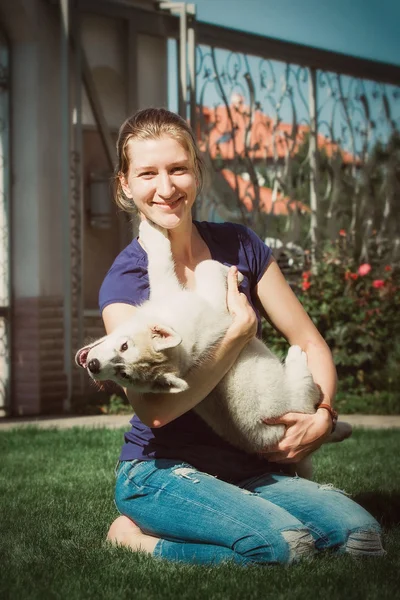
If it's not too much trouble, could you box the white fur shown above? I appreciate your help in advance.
[76,221,348,471]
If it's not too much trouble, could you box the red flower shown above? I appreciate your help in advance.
[339,229,346,237]
[384,265,392,272]
[302,271,311,280]
[345,271,351,281]
[372,280,384,289]
[302,281,311,291]
[358,263,371,276]
[350,273,358,280]
[366,308,382,318]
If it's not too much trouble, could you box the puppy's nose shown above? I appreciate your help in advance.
[87,358,101,374]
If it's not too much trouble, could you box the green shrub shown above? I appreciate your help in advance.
[334,390,400,414]
[100,393,132,415]
[263,232,400,399]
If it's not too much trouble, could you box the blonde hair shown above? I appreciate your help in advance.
[115,108,207,213]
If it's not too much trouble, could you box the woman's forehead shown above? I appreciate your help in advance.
[127,136,190,167]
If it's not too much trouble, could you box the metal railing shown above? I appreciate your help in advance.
[189,20,400,268]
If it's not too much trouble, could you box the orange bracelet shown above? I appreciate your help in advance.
[318,403,338,432]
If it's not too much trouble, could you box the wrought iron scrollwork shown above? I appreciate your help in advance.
[196,42,400,267]
[316,71,400,262]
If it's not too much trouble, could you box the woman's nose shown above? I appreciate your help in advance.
[157,173,175,198]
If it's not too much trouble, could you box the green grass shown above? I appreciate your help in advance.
[1,427,399,600]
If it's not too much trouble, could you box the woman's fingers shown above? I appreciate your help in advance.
[261,412,332,462]
[227,266,239,293]
[226,266,257,341]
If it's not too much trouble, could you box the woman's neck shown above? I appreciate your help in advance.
[168,220,206,268]
[169,220,195,264]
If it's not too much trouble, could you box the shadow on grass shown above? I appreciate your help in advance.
[354,491,400,528]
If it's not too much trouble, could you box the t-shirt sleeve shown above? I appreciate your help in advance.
[98,252,150,314]
[236,224,272,287]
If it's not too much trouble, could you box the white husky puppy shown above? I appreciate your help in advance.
[76,221,345,464]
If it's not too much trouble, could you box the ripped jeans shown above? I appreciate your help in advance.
[115,459,384,565]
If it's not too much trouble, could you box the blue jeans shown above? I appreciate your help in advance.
[115,459,384,565]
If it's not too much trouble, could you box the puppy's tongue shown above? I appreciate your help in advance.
[76,348,89,368]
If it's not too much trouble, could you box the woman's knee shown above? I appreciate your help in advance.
[237,527,315,565]
[345,527,385,557]
[316,503,385,557]
[295,482,385,557]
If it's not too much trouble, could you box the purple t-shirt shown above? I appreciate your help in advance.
[99,221,275,483]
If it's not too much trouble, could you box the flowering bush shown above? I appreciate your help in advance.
[263,233,400,400]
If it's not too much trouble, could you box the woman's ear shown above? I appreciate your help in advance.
[119,172,133,199]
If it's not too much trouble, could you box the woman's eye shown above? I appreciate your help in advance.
[140,171,155,177]
[120,342,128,352]
[172,166,187,174]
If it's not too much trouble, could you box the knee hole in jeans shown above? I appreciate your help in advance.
[237,528,315,565]
[345,528,385,557]
[281,529,315,563]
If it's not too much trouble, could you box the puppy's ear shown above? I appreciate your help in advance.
[75,336,107,368]
[150,325,182,351]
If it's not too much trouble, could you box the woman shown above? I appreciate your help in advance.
[101,108,383,564]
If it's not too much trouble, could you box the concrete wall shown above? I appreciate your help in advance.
[0,0,67,414]
[137,33,168,110]
[6,0,64,298]
[81,13,126,129]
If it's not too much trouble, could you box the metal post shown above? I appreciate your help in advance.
[0,31,11,416]
[72,6,84,396]
[178,3,187,119]
[308,67,318,270]
[186,3,196,131]
[159,2,188,120]
[60,0,72,411]
[127,18,138,114]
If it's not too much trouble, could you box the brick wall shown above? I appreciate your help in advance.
[12,296,68,415]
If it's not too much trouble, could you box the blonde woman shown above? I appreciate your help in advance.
[101,108,383,565]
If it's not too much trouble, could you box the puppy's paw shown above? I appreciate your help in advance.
[219,264,244,284]
[236,269,245,284]
[286,345,305,365]
[139,220,169,252]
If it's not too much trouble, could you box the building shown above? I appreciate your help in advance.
[0,0,174,415]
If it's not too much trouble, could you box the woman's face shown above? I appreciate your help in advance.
[120,136,197,229]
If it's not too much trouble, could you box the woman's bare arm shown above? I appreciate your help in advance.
[255,258,335,462]
[256,258,337,405]
[102,267,257,428]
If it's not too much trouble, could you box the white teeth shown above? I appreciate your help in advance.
[154,198,182,207]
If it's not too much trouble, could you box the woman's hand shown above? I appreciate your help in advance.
[226,266,257,343]
[261,409,332,463]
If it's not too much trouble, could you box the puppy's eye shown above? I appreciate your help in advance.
[120,342,128,352]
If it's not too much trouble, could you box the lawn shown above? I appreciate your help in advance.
[1,427,399,600]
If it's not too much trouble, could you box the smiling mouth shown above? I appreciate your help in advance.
[152,197,183,209]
